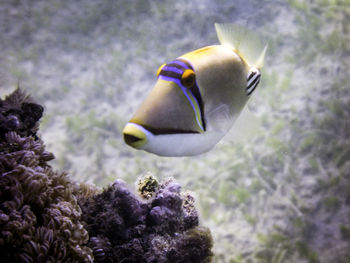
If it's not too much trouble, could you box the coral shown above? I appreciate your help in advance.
[0,89,93,262]
[0,88,213,262]
[78,176,213,263]
[137,173,159,200]
[0,88,43,140]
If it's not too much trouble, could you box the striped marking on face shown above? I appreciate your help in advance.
[158,59,206,132]
[246,68,261,96]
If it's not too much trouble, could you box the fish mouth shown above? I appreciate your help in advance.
[123,122,200,149]
[124,133,144,145]
[122,123,148,148]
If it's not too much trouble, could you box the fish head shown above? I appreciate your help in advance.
[123,59,207,156]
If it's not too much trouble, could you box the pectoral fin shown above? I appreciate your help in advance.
[207,104,232,133]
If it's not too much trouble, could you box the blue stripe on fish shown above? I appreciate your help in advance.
[162,66,183,75]
[159,74,205,132]
[157,58,206,131]
[172,59,192,69]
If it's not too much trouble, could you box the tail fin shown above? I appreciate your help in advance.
[214,23,267,69]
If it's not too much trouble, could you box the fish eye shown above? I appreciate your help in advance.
[181,69,196,88]
[156,64,166,77]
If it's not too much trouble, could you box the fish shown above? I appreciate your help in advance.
[122,23,267,157]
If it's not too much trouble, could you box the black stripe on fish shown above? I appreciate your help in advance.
[140,124,200,135]
[160,70,182,79]
[247,71,257,81]
[175,59,205,130]
[166,63,185,71]
[159,59,206,131]
[159,59,194,79]
[246,69,261,96]
[163,59,193,72]
[189,83,206,131]
[176,58,194,70]
[247,78,260,95]
[247,74,260,89]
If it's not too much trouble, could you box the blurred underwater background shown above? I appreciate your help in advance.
[1,0,350,262]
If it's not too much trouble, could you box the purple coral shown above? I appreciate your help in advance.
[78,177,213,263]
[0,89,213,262]
[0,89,93,262]
[0,89,43,140]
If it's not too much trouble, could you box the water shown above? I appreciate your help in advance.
[1,0,349,262]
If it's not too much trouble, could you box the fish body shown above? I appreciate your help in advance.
[123,24,267,156]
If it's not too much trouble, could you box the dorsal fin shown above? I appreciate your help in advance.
[214,23,267,69]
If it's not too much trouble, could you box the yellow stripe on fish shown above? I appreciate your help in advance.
[156,58,205,132]
[122,23,267,157]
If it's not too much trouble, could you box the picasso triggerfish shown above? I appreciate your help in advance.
[123,23,267,156]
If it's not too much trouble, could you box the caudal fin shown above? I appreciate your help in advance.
[214,23,267,69]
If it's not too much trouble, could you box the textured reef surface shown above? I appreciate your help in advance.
[79,176,212,263]
[0,89,92,262]
[0,89,213,262]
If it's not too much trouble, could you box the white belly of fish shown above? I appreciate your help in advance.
[142,131,224,157]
